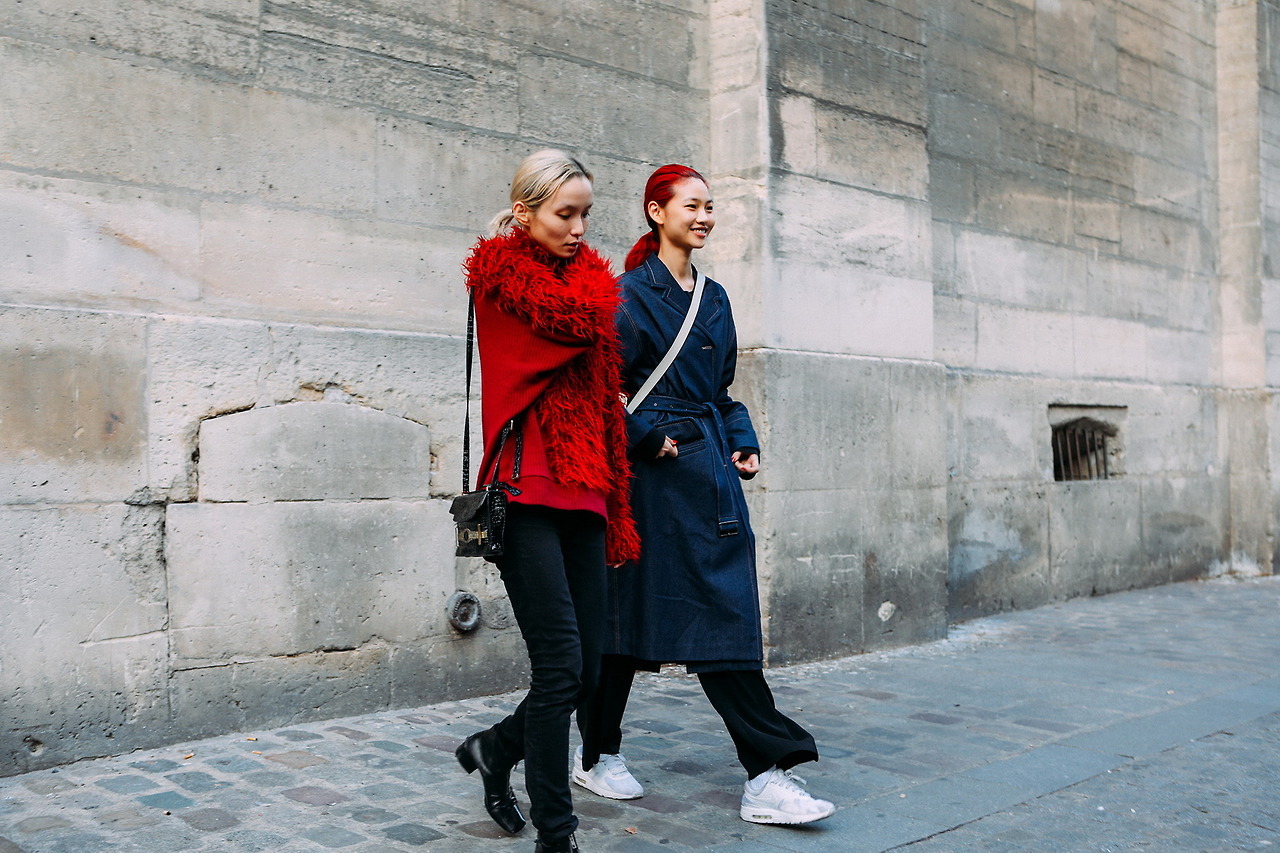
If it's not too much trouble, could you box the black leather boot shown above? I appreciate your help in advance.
[534,833,579,852]
[455,729,527,834]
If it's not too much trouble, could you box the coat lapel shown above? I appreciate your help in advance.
[643,255,723,341]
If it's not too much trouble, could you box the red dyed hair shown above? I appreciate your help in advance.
[624,164,709,271]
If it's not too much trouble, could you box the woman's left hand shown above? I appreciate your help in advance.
[731,451,759,476]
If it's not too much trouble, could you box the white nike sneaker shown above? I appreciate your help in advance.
[572,746,644,800]
[739,767,835,824]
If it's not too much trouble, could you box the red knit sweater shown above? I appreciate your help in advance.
[464,229,641,565]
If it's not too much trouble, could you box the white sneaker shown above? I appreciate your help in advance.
[739,767,835,824]
[572,746,644,799]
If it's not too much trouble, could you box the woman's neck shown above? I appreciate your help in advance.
[656,245,696,291]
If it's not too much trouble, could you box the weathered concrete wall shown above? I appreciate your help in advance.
[3,0,1277,774]
[747,0,948,659]
[1261,0,1280,564]
[1,0,709,774]
[930,0,1245,619]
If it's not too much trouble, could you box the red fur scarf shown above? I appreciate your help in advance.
[465,229,641,564]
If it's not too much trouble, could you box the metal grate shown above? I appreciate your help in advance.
[1052,418,1111,481]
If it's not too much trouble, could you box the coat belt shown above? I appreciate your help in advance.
[633,394,741,537]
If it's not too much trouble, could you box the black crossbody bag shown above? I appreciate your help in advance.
[450,291,522,561]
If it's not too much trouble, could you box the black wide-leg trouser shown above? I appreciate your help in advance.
[488,504,606,842]
[581,654,819,780]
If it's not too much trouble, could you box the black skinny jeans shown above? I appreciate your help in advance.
[488,504,606,842]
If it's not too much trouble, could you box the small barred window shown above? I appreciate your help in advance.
[1051,417,1116,482]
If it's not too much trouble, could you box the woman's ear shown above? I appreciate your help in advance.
[512,200,530,227]
[646,199,664,226]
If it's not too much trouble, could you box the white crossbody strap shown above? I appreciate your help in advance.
[626,269,705,414]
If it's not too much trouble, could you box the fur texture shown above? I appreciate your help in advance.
[465,229,641,563]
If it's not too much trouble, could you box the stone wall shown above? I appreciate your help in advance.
[748,0,948,661]
[1262,0,1280,564]
[0,0,708,774]
[3,0,1276,774]
[932,0,1242,619]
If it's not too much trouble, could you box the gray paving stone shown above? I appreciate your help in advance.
[2,578,1279,852]
[382,822,446,844]
[178,807,239,831]
[302,825,367,847]
[136,790,199,810]
[96,775,160,794]
[962,744,1122,792]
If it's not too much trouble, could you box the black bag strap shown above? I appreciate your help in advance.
[462,291,523,492]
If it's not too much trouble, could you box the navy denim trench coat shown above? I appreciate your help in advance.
[606,253,763,672]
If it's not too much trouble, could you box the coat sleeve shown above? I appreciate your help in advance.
[713,298,760,457]
[617,301,668,461]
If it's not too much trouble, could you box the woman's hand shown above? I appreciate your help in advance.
[656,436,679,458]
[731,451,759,476]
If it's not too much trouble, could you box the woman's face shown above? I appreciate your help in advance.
[515,176,594,259]
[649,178,714,252]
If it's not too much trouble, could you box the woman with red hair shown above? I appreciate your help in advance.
[574,165,834,826]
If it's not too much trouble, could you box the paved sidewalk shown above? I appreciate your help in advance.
[2,576,1279,852]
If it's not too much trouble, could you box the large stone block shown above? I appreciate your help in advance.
[198,402,432,502]
[166,499,455,659]
[1139,475,1225,585]
[1119,206,1208,272]
[1072,315,1149,381]
[518,54,702,165]
[2,0,260,77]
[0,174,202,311]
[947,372,1044,483]
[1085,255,1212,332]
[770,175,931,279]
[0,37,377,209]
[974,169,1073,244]
[947,481,1052,621]
[1048,478,1145,598]
[458,0,707,88]
[932,0,1029,56]
[145,317,273,499]
[934,294,978,368]
[1033,0,1118,91]
[257,6,517,134]
[930,34,1035,117]
[0,307,147,504]
[1,504,168,774]
[146,317,465,502]
[1145,327,1214,386]
[770,3,926,126]
[195,202,465,333]
[951,229,1089,312]
[776,96,929,200]
[1116,1,1214,84]
[1119,386,1218,477]
[170,646,395,740]
[374,122,528,234]
[761,485,948,663]
[762,263,933,359]
[974,305,1075,377]
[750,351,946,494]
[1076,85,1206,167]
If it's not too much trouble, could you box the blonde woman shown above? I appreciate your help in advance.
[453,150,640,853]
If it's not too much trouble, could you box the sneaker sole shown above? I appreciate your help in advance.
[739,803,835,825]
[572,770,643,800]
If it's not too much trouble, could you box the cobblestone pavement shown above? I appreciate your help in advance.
[3,576,1279,853]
